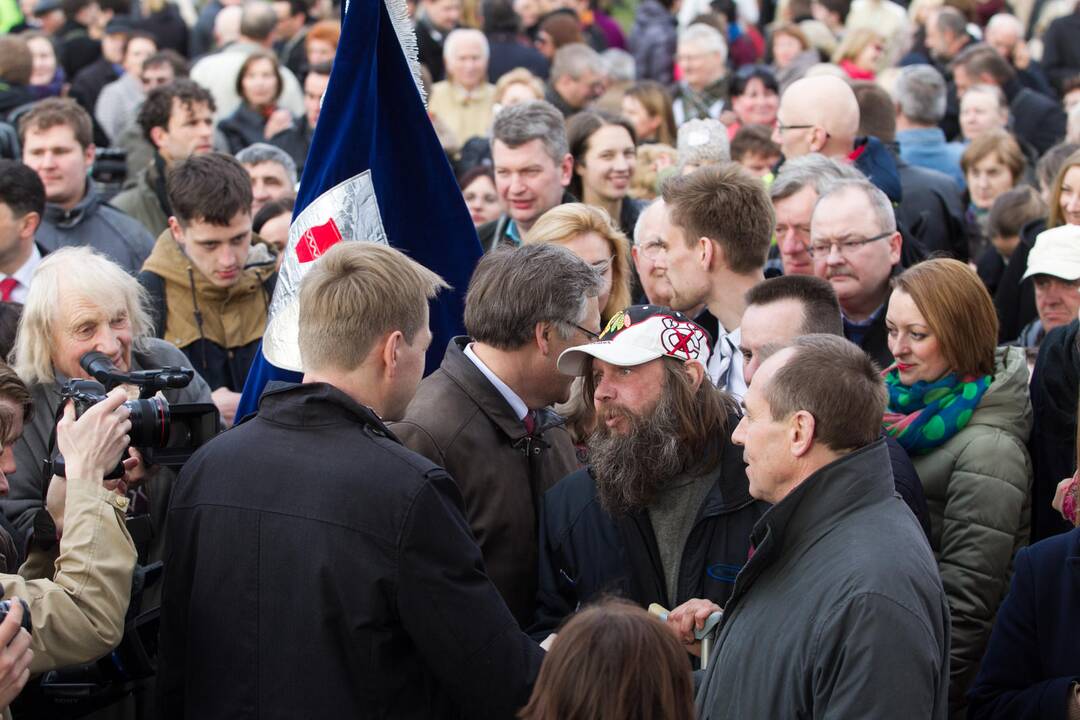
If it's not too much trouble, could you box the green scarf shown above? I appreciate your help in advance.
[882,367,992,455]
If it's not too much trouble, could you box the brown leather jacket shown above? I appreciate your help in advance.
[392,337,581,627]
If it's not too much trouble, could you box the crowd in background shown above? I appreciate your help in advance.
[0,0,1079,715]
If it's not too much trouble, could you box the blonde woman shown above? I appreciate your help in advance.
[833,27,885,79]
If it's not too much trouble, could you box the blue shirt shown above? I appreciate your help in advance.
[897,127,966,191]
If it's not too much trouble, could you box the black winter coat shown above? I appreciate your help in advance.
[158,382,544,719]
[1028,321,1078,543]
[528,427,766,640]
[994,217,1044,342]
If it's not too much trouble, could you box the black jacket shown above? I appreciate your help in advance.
[994,217,1044,342]
[967,528,1080,718]
[57,19,101,80]
[895,155,968,263]
[1005,77,1067,156]
[218,103,270,155]
[158,382,544,719]
[844,295,893,370]
[416,15,451,82]
[269,115,313,176]
[68,57,119,148]
[1028,321,1079,543]
[487,32,549,82]
[1040,11,1080,93]
[529,427,765,640]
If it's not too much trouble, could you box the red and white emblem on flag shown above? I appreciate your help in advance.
[295,218,343,263]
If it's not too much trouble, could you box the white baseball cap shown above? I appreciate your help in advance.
[557,305,713,376]
[1022,225,1080,282]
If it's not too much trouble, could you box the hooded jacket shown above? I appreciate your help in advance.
[628,0,678,85]
[1029,320,1079,542]
[391,337,581,627]
[110,154,171,238]
[139,230,276,392]
[528,425,766,641]
[35,181,155,274]
[695,440,950,719]
[911,345,1033,715]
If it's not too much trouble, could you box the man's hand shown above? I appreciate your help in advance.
[0,599,33,707]
[56,388,132,484]
[211,387,241,426]
[665,598,723,657]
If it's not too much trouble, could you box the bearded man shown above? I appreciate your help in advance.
[527,305,766,641]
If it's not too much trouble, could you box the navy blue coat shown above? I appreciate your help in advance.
[967,527,1080,719]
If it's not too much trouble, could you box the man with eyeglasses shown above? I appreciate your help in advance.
[811,179,903,368]
[392,244,601,627]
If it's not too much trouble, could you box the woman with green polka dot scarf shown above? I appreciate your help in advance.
[880,259,1034,715]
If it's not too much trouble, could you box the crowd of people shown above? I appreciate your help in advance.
[0,0,1079,714]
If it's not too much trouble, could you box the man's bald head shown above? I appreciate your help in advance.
[773,76,860,159]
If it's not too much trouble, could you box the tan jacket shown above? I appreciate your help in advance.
[4,476,135,675]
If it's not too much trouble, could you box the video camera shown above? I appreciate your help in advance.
[46,352,220,480]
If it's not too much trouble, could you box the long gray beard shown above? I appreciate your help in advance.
[588,390,686,516]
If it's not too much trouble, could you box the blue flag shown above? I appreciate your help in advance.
[235,0,482,420]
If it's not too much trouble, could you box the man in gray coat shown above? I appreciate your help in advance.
[668,334,950,719]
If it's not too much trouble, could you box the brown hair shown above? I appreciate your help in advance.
[538,13,583,49]
[730,124,781,163]
[305,19,341,53]
[1049,148,1080,229]
[581,355,736,471]
[235,51,283,107]
[960,129,1026,184]
[17,97,93,150]
[298,243,448,372]
[763,334,887,452]
[987,186,1047,240]
[661,163,774,275]
[566,110,637,201]
[624,81,677,146]
[0,35,33,86]
[0,361,31,444]
[951,43,1016,86]
[745,275,843,336]
[892,258,998,376]
[770,23,810,54]
[518,598,695,720]
[167,152,253,225]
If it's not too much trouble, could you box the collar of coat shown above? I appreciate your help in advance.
[142,229,275,351]
[440,336,566,441]
[748,439,895,564]
[254,380,396,441]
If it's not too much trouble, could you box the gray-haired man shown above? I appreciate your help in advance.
[235,142,297,216]
[392,243,601,627]
[479,100,574,252]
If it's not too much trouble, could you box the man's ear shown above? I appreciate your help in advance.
[683,359,705,390]
[381,329,405,379]
[887,230,902,266]
[83,143,96,170]
[788,409,816,458]
[809,127,828,153]
[559,153,574,188]
[148,125,168,151]
[18,211,40,240]
[534,321,553,355]
[698,235,715,269]
[167,216,186,245]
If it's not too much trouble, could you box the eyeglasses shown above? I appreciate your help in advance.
[775,122,815,132]
[808,231,894,257]
[574,324,600,341]
[636,239,667,260]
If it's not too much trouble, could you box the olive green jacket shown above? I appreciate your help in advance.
[912,345,1033,715]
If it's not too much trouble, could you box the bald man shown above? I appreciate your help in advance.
[773,75,902,202]
[984,13,1055,98]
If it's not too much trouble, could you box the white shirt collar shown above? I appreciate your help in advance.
[463,343,529,421]
[706,321,747,402]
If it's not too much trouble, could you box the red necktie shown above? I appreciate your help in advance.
[0,278,17,302]
[522,410,536,435]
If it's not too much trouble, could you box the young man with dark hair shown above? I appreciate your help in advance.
[19,98,154,274]
[113,79,217,237]
[138,152,276,424]
[730,125,781,178]
[0,160,47,304]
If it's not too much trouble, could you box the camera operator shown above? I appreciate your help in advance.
[3,246,214,570]
[0,361,141,710]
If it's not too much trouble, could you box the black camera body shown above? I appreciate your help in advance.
[0,598,31,635]
[47,352,220,479]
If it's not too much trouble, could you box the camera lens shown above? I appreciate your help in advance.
[125,397,170,448]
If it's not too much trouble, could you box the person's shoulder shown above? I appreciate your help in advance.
[97,203,154,243]
[137,337,192,368]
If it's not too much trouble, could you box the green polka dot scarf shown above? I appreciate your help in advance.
[882,368,992,455]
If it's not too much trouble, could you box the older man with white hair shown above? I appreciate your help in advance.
[428,28,496,146]
[894,64,966,188]
[4,246,214,564]
[672,23,730,125]
[984,12,1055,98]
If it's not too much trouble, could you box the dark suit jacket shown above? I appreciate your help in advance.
[1007,78,1067,156]
[967,528,1080,719]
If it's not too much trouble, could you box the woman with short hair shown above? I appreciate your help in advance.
[883,258,1032,715]
[961,129,1027,259]
[218,52,290,155]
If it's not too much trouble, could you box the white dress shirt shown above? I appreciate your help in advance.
[0,244,42,305]
[706,323,747,402]
[464,343,529,421]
